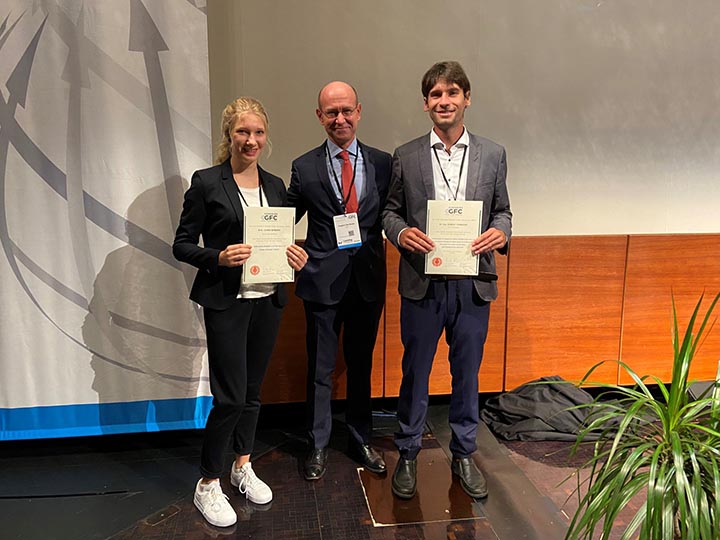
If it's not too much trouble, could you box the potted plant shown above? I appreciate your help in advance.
[566,292,720,540]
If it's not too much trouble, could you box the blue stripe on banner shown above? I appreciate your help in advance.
[0,397,213,440]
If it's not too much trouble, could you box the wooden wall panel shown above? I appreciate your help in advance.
[480,253,507,392]
[384,245,403,395]
[371,310,386,397]
[505,236,627,389]
[261,284,307,403]
[621,234,720,384]
[384,244,507,397]
[261,234,720,405]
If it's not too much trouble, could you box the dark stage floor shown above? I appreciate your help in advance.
[1,400,609,540]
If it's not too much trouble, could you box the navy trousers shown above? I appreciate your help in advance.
[395,279,490,459]
[303,277,383,449]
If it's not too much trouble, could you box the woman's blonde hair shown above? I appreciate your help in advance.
[214,97,271,164]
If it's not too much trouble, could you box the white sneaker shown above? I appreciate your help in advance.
[230,462,273,504]
[194,479,237,527]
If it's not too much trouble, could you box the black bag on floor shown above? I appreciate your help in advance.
[480,375,599,441]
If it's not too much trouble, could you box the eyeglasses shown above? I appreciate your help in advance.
[321,106,357,119]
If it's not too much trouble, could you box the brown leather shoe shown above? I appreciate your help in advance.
[303,447,328,481]
[451,456,488,498]
[348,442,386,474]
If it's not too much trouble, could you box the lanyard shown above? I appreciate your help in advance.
[432,144,467,201]
[325,143,360,212]
[236,178,264,207]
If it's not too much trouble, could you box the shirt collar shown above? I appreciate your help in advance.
[326,137,358,158]
[430,127,469,151]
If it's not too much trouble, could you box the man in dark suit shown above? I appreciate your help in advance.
[288,81,391,480]
[383,61,512,500]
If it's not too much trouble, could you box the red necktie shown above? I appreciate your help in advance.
[339,150,358,214]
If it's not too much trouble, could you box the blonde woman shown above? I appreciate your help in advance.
[174,97,307,527]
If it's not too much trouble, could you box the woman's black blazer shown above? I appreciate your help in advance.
[173,159,289,310]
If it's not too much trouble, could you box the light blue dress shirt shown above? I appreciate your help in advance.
[324,137,366,210]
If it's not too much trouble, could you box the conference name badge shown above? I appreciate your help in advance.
[333,212,362,249]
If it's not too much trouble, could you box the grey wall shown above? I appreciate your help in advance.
[208,0,720,236]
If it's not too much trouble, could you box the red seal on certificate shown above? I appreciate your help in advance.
[432,257,442,267]
[250,265,260,275]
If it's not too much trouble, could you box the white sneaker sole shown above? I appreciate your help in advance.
[193,494,237,527]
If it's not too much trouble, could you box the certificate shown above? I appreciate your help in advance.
[242,206,296,284]
[425,200,483,276]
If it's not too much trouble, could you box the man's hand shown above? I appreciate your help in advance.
[399,227,435,254]
[286,244,308,271]
[471,228,506,255]
[218,244,252,267]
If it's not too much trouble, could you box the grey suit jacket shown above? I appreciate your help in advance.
[382,131,512,301]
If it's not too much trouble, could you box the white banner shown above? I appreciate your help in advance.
[0,0,212,438]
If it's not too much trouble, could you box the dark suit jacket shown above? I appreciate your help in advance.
[287,141,391,305]
[382,132,512,301]
[173,159,288,310]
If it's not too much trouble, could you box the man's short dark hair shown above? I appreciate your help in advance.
[421,61,471,99]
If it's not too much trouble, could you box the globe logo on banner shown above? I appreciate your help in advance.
[0,0,212,435]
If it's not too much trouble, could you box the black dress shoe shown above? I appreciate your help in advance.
[451,456,488,499]
[391,457,417,499]
[304,447,328,481]
[348,442,386,474]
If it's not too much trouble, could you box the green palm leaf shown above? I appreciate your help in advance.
[565,292,720,540]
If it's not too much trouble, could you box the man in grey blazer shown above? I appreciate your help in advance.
[383,61,512,500]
